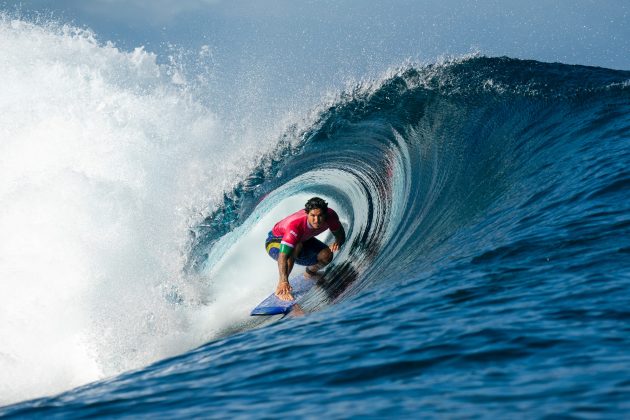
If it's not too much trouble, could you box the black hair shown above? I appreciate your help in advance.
[304,196,328,213]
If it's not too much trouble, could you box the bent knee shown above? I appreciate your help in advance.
[319,248,333,264]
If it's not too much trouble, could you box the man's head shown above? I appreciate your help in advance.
[304,197,328,229]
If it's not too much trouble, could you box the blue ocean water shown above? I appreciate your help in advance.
[2,32,630,419]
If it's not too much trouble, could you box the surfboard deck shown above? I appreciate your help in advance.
[250,273,316,316]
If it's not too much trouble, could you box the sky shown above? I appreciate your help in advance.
[6,0,630,119]
[11,0,628,66]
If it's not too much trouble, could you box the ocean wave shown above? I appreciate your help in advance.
[2,19,630,415]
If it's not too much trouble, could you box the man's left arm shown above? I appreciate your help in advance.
[330,226,345,252]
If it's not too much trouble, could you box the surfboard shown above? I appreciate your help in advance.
[250,273,316,316]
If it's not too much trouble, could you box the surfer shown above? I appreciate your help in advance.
[265,197,346,301]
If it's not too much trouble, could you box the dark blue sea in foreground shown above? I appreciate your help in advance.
[2,57,630,418]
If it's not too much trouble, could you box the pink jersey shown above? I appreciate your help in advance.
[271,208,342,249]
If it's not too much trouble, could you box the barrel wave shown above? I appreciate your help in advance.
[189,57,630,318]
[3,56,630,417]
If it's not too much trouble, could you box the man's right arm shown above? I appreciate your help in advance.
[276,249,294,301]
[277,251,290,284]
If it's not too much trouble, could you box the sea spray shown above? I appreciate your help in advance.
[0,16,261,404]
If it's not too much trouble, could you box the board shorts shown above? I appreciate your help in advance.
[265,231,327,266]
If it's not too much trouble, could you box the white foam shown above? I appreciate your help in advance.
[0,17,268,404]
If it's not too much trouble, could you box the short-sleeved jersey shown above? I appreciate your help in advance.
[271,208,342,250]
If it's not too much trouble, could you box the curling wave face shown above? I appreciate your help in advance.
[190,57,630,313]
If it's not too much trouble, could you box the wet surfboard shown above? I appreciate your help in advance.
[250,274,315,316]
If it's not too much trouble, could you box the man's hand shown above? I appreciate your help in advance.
[275,280,294,301]
[330,241,342,252]
[331,227,345,253]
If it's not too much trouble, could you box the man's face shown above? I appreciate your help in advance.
[307,208,326,229]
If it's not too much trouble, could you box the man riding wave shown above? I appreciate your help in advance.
[265,197,346,301]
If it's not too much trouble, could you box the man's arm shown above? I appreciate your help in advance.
[330,226,346,252]
[276,249,294,301]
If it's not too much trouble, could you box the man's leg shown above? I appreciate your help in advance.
[305,247,333,277]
